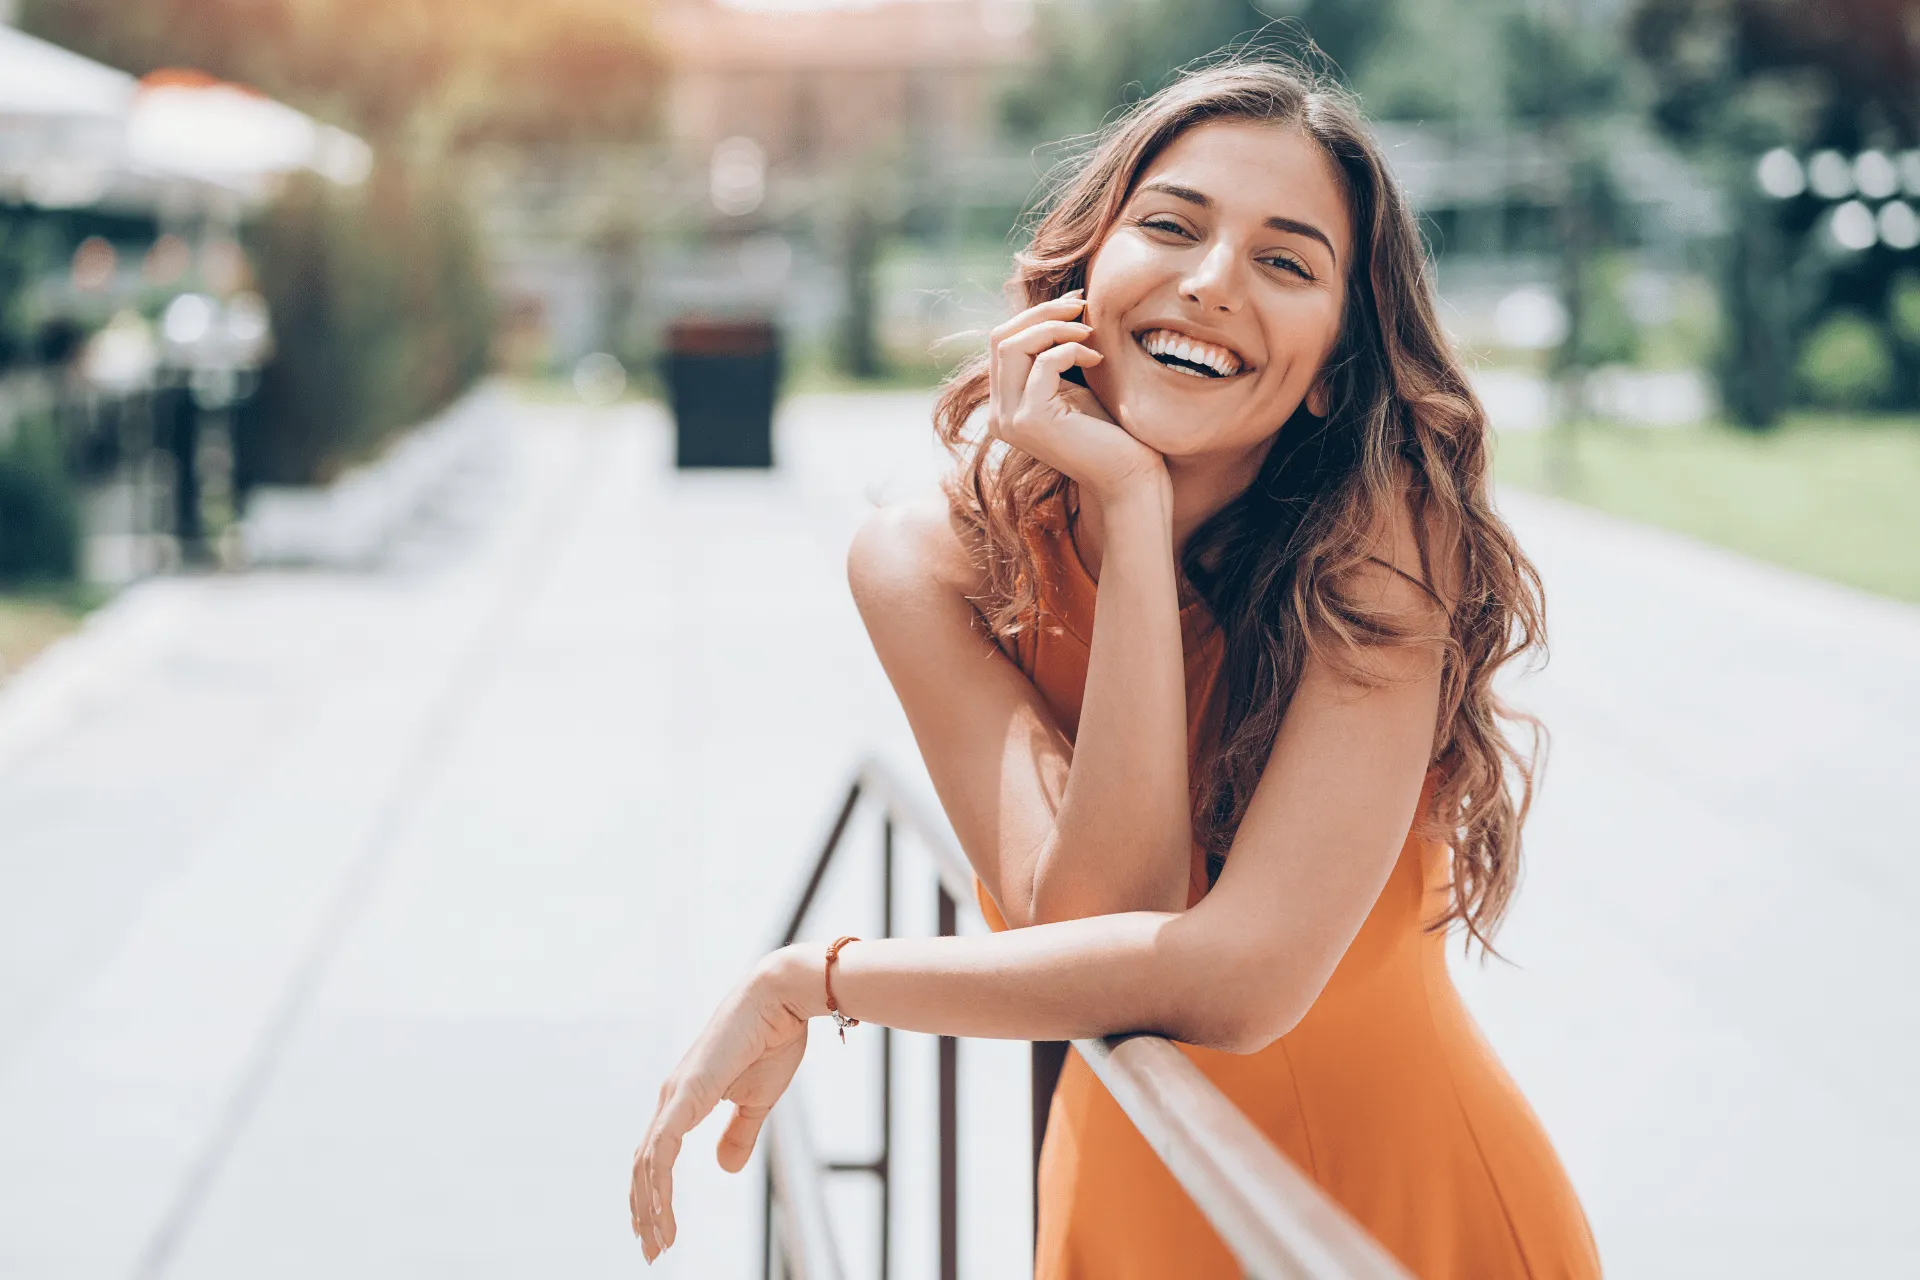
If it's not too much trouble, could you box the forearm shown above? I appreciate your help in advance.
[764,906,1279,1053]
[1028,476,1193,922]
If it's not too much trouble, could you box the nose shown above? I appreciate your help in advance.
[1179,239,1245,314]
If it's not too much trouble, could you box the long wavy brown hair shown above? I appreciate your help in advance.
[934,58,1546,951]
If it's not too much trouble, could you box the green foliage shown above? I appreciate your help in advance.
[0,415,80,584]
[1636,273,1723,372]
[239,165,493,485]
[1628,0,1920,154]
[1574,253,1643,368]
[1360,0,1628,126]
[1796,312,1895,410]
[1002,0,1390,140]
[0,216,62,369]
[1889,272,1920,349]
[1628,1,1920,421]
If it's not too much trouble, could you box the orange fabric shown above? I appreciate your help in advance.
[977,510,1601,1280]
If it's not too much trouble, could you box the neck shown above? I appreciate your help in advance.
[1075,440,1270,581]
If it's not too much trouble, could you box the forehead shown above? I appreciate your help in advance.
[1131,119,1352,263]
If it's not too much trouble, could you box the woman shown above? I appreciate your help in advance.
[631,59,1601,1278]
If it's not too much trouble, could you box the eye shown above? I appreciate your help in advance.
[1137,215,1194,239]
[1261,252,1313,281]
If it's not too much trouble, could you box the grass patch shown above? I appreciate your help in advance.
[1494,415,1920,603]
[0,585,103,685]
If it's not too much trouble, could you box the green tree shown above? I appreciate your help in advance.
[239,165,494,485]
[1628,0,1920,423]
[1003,0,1392,140]
[0,414,80,584]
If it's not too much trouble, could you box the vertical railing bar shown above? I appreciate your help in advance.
[766,777,863,1280]
[781,779,864,946]
[937,884,958,1280]
[879,816,895,1280]
[762,1149,775,1280]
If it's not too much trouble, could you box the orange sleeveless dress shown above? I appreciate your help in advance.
[975,513,1601,1280]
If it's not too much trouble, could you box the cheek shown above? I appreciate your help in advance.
[1263,294,1343,377]
[1084,236,1161,326]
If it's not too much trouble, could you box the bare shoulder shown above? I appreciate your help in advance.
[847,487,985,614]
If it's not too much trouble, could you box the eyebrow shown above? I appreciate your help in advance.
[1137,180,1340,268]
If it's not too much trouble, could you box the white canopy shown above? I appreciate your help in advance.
[0,27,368,212]
[128,78,372,189]
[0,24,136,119]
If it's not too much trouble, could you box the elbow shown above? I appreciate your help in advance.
[1182,955,1318,1055]
[1212,998,1308,1055]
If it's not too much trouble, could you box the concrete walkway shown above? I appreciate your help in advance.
[0,390,1913,1279]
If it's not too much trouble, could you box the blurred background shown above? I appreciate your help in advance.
[0,1,1914,1277]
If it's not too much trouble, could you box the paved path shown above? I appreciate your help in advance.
[0,389,1913,1278]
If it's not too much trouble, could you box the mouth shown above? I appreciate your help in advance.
[1133,327,1250,380]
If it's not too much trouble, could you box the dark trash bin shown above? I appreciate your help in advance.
[662,317,781,469]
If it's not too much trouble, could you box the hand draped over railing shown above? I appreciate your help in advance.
[763,755,1413,1280]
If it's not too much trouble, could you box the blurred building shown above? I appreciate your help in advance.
[480,0,1036,375]
[657,0,1032,178]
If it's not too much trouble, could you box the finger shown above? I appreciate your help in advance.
[646,1125,683,1254]
[716,1101,773,1173]
[631,1142,657,1259]
[989,295,1088,420]
[999,320,1094,358]
[993,321,1094,436]
[1021,343,1105,409]
[986,289,1086,346]
[1015,344,1106,430]
[629,1145,642,1238]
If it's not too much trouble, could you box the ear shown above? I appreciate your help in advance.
[1305,378,1330,418]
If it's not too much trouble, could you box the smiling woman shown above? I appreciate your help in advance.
[631,58,1600,1280]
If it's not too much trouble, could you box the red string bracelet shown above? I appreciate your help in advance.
[824,935,860,1043]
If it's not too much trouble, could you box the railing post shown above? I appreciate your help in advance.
[937,884,958,1280]
[761,1149,775,1280]
[879,816,895,1280]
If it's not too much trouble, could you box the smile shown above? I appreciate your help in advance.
[1134,327,1249,379]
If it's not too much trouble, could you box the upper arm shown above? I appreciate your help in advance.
[1174,480,1456,1049]
[847,491,1070,925]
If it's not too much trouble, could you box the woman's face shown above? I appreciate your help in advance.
[1080,119,1354,465]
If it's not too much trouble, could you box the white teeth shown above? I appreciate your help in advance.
[1139,328,1241,377]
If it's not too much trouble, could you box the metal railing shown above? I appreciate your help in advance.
[762,756,1414,1280]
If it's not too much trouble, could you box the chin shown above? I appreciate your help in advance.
[1096,379,1228,458]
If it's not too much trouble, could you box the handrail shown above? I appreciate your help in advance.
[766,1101,847,1280]
[1074,1036,1412,1279]
[853,756,977,902]
[764,755,1414,1280]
